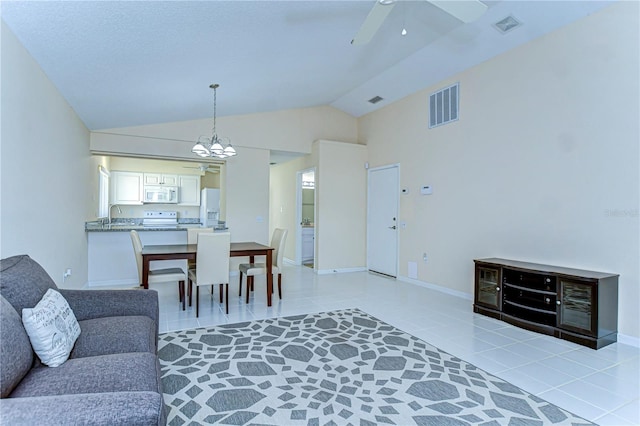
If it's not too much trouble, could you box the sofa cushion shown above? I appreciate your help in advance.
[10,352,162,397]
[59,289,160,342]
[0,255,57,314]
[0,391,167,426]
[71,315,156,358]
[0,296,34,397]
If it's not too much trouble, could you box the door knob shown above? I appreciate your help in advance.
[389,225,396,230]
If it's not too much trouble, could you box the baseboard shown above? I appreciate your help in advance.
[617,333,640,348]
[284,257,299,266]
[397,275,473,301]
[316,267,367,275]
[86,278,139,288]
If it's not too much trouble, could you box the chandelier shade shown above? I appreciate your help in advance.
[192,84,237,159]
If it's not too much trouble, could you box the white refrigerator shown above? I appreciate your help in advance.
[199,188,220,227]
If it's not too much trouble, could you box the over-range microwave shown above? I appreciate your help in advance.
[143,185,178,204]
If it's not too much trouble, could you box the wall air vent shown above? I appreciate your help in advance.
[429,83,459,129]
[493,15,522,34]
[368,96,384,104]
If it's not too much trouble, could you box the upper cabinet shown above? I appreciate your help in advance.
[111,171,199,206]
[144,173,178,186]
[111,171,144,205]
[178,175,201,206]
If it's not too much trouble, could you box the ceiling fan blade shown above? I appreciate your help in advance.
[429,0,488,23]
[351,1,396,46]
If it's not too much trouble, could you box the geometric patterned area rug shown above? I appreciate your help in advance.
[158,308,594,426]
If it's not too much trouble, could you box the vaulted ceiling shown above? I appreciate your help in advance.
[1,1,613,131]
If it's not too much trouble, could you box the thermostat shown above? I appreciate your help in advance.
[420,185,433,195]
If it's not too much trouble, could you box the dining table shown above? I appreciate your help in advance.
[140,241,275,306]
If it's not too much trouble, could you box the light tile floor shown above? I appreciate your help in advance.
[152,264,640,425]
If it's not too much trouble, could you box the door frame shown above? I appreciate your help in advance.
[367,163,400,277]
[295,167,316,267]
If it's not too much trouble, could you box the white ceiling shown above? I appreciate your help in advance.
[1,1,613,131]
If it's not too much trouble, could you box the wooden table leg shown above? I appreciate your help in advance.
[142,257,149,289]
[266,250,273,307]
[249,255,255,291]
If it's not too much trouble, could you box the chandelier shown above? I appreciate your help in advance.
[192,84,237,159]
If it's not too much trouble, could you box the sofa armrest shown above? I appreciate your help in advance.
[59,289,159,334]
[0,391,166,425]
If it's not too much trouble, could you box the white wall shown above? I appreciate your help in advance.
[225,147,271,245]
[359,2,639,339]
[1,22,92,289]
[315,140,368,272]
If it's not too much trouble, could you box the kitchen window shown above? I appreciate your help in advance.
[98,165,110,218]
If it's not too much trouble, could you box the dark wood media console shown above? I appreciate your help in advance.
[473,258,619,349]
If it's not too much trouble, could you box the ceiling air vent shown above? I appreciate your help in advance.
[368,96,384,104]
[493,15,522,34]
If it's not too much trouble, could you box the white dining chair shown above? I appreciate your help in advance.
[130,230,187,310]
[186,227,214,270]
[188,232,231,317]
[238,228,288,304]
[187,227,214,245]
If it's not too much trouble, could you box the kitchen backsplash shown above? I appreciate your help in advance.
[109,205,200,220]
[110,217,202,225]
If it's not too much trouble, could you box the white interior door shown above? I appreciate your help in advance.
[367,165,399,277]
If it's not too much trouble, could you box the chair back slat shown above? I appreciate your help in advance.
[271,228,288,268]
[130,230,143,284]
[196,232,231,285]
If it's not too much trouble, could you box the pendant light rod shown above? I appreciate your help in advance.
[192,83,237,159]
[210,83,218,136]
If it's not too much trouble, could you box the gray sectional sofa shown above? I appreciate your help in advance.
[0,255,166,425]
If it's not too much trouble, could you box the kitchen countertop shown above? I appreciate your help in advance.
[85,222,228,232]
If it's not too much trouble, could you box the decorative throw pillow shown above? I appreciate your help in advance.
[22,288,81,367]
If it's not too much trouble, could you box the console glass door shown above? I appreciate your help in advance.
[477,267,500,309]
[558,279,595,335]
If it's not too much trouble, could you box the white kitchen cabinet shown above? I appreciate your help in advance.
[178,175,201,206]
[111,171,143,205]
[144,173,178,186]
[302,227,314,263]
